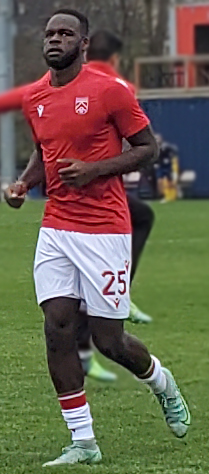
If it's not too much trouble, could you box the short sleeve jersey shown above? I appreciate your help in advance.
[23,66,149,234]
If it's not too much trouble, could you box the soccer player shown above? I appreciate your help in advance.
[5,9,190,466]
[2,33,154,383]
[155,134,179,203]
[0,33,153,324]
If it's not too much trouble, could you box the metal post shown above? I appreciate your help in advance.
[0,0,15,195]
[168,0,177,56]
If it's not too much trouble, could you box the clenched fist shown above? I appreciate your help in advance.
[4,181,27,209]
[57,158,99,188]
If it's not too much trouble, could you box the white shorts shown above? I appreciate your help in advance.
[34,228,131,319]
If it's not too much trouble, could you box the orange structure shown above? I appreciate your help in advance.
[176,4,209,55]
[176,3,209,86]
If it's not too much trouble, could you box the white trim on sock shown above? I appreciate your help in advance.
[138,355,166,394]
[78,350,94,360]
[59,390,86,401]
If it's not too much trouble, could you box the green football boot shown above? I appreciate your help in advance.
[128,301,152,324]
[155,368,191,438]
[87,353,117,382]
[43,442,102,467]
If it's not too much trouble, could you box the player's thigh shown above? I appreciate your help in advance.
[89,315,124,348]
[78,233,131,319]
[127,193,153,227]
[76,309,91,349]
[34,227,79,306]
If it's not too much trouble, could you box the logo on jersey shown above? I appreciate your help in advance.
[125,260,130,272]
[37,104,44,117]
[114,298,120,309]
[75,97,89,115]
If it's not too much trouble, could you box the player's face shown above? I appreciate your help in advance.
[43,14,85,70]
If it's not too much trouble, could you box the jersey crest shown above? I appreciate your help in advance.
[75,97,89,115]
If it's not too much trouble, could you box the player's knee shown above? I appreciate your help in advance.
[43,305,68,330]
[42,300,75,351]
[44,317,76,354]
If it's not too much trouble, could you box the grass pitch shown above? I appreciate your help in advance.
[0,200,209,474]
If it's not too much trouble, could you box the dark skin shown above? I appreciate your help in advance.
[42,296,151,395]
[57,126,157,188]
[4,150,45,208]
[43,14,89,86]
[5,13,158,397]
[43,15,158,187]
[5,125,157,203]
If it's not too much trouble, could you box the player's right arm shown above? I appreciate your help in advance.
[4,145,44,208]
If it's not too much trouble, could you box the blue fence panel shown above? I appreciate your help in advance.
[141,97,209,197]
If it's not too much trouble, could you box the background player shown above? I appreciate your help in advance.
[155,134,179,203]
[5,9,190,466]
[87,29,154,323]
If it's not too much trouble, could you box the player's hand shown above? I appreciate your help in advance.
[4,181,27,209]
[57,159,99,188]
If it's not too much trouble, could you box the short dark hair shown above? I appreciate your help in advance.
[52,8,89,36]
[87,30,123,61]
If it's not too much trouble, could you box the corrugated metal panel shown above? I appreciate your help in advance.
[142,97,209,197]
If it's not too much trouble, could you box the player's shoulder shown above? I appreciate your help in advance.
[125,80,136,96]
[23,72,49,103]
[84,64,131,92]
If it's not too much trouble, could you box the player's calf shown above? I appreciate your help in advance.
[41,297,101,466]
[90,317,191,438]
[42,297,82,393]
[90,317,152,376]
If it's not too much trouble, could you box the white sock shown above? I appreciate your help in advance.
[78,350,93,361]
[62,403,95,441]
[78,350,93,375]
[138,355,166,394]
[59,391,95,441]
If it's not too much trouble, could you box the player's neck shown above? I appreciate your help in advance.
[50,58,82,87]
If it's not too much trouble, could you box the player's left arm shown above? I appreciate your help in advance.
[96,80,158,177]
[58,81,158,187]
[96,124,158,178]
[58,125,157,187]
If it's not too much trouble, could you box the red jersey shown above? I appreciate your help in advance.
[23,66,149,234]
[0,65,134,113]
[87,61,136,95]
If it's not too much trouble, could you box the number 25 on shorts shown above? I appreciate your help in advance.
[102,270,127,296]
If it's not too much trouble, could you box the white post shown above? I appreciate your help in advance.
[168,0,177,56]
[0,0,15,197]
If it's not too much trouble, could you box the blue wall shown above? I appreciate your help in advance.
[142,97,209,197]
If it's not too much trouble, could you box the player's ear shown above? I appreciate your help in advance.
[109,53,121,72]
[82,36,89,54]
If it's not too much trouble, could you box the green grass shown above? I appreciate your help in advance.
[0,200,209,473]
